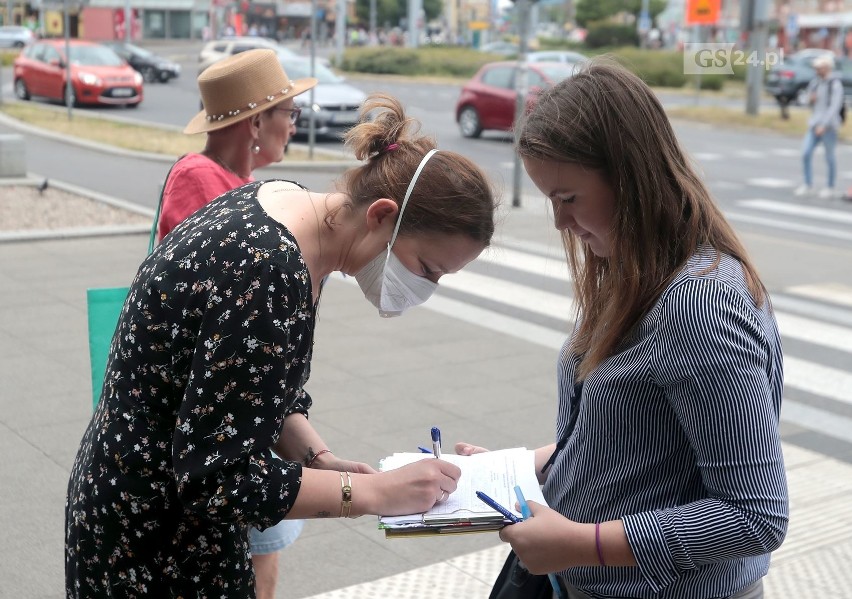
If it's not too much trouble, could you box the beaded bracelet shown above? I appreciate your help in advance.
[595,522,607,567]
[305,447,332,468]
[339,471,353,518]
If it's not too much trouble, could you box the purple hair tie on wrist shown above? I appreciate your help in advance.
[384,143,399,152]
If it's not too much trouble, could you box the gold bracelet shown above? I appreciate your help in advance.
[339,471,352,518]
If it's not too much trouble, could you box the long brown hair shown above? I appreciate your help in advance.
[341,93,496,245]
[516,59,766,379]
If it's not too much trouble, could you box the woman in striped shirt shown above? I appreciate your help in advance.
[461,61,788,598]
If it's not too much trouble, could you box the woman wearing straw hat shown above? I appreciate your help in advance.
[66,92,497,597]
[154,48,319,598]
[156,48,318,240]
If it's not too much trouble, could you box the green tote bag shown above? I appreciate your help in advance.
[86,164,173,410]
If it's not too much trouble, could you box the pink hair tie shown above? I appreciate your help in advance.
[384,143,399,152]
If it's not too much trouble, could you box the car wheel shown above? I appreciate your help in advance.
[795,86,810,106]
[64,84,77,108]
[458,106,483,138]
[13,41,24,48]
[158,71,170,83]
[141,66,157,83]
[14,78,30,101]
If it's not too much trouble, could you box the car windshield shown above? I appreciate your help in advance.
[535,63,579,82]
[280,59,342,84]
[124,43,153,58]
[69,45,124,66]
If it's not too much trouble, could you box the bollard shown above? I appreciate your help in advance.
[0,134,27,177]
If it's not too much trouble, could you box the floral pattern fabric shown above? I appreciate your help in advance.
[66,181,314,597]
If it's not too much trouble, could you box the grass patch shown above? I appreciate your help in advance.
[0,102,329,160]
[665,104,852,141]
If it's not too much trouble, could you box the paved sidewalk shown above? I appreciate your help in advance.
[2,210,851,598]
[1,109,850,597]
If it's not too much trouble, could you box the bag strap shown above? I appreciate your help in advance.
[147,155,186,255]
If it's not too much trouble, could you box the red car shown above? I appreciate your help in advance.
[13,40,143,107]
[455,61,579,138]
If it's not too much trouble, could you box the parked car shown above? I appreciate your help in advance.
[13,40,143,107]
[196,37,323,74]
[0,25,34,49]
[455,61,578,138]
[279,57,366,139]
[478,41,519,57]
[103,42,180,83]
[765,49,852,106]
[526,50,588,66]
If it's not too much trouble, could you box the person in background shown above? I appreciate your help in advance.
[794,54,844,199]
[66,91,497,598]
[458,60,787,599]
[154,48,318,599]
[157,48,316,240]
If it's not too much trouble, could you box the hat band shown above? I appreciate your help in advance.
[205,81,295,123]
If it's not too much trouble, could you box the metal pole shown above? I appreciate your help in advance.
[335,0,345,65]
[308,0,317,158]
[511,0,530,208]
[5,0,12,26]
[369,0,376,44]
[64,0,72,120]
[124,0,131,42]
[407,0,417,48]
[745,0,768,116]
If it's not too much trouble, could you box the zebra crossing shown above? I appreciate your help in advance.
[345,195,852,448]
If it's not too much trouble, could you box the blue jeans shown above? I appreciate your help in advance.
[802,126,838,188]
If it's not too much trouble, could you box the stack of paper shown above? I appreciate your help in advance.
[378,447,546,538]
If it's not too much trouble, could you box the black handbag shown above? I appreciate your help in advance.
[489,550,566,599]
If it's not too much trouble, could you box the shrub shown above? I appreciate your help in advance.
[340,46,493,78]
[585,24,639,49]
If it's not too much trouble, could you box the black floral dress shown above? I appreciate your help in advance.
[66,181,315,597]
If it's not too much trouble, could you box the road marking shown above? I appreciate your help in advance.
[692,152,723,161]
[746,178,796,188]
[737,149,766,159]
[725,211,852,242]
[788,283,852,309]
[739,199,852,224]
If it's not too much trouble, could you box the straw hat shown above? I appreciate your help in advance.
[184,48,317,135]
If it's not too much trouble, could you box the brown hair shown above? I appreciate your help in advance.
[340,93,496,245]
[516,59,767,379]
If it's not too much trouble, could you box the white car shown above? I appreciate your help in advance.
[197,37,328,74]
[0,26,35,49]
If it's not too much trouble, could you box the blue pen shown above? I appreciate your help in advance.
[514,486,566,599]
[475,491,521,524]
[418,446,432,454]
[431,426,442,459]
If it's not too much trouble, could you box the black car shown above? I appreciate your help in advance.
[103,42,181,83]
[765,49,852,107]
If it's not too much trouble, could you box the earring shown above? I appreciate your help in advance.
[251,143,261,154]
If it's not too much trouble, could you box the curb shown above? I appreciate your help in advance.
[0,175,153,244]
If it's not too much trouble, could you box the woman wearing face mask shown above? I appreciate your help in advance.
[65,93,497,598]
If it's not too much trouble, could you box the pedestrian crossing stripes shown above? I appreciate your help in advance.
[725,198,852,242]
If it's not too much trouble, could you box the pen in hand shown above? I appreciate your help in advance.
[431,426,442,459]
[514,486,566,599]
[475,491,521,524]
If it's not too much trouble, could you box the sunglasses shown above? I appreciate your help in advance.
[275,106,302,125]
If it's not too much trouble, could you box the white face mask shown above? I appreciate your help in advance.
[354,149,440,318]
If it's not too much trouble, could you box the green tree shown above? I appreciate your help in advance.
[354,0,443,28]
[575,0,666,28]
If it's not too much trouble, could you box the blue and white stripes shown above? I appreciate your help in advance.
[543,250,788,599]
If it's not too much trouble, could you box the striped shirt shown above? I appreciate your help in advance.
[542,249,788,599]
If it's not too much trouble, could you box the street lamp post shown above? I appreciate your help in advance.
[511,0,531,208]
[124,0,131,43]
